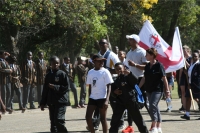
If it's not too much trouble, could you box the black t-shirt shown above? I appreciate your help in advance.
[144,61,166,93]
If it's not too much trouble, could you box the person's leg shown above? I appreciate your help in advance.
[93,108,100,128]
[54,104,68,132]
[15,86,24,109]
[127,102,149,133]
[127,110,133,126]
[29,85,35,108]
[109,103,125,133]
[48,105,57,132]
[6,82,11,109]
[1,84,6,106]
[99,107,109,133]
[180,85,186,109]
[6,83,14,111]
[86,104,97,133]
[70,80,79,106]
[109,96,124,127]
[23,84,30,108]
[147,92,162,129]
[79,82,86,107]
[37,85,43,106]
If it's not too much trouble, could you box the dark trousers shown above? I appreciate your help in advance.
[37,85,43,104]
[68,80,78,106]
[92,98,125,129]
[79,82,86,105]
[1,83,11,108]
[7,84,23,109]
[109,102,149,133]
[23,84,35,108]
[49,104,68,132]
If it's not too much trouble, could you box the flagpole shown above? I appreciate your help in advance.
[176,27,196,111]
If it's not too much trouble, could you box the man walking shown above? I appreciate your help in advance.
[35,51,47,107]
[60,57,80,108]
[76,57,88,108]
[0,50,12,113]
[21,51,36,109]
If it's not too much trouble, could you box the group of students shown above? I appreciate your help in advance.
[0,51,47,116]
[1,34,200,133]
[0,50,89,120]
[83,34,174,133]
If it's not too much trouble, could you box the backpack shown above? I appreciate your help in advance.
[134,84,145,109]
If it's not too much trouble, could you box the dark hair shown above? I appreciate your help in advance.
[38,51,43,54]
[119,50,126,55]
[146,48,157,58]
[114,62,124,67]
[49,56,59,62]
[193,50,200,57]
[0,50,5,55]
[64,57,69,60]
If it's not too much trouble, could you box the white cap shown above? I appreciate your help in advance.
[126,34,140,43]
[81,56,87,61]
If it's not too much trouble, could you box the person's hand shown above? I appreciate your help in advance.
[114,88,122,95]
[4,52,10,56]
[103,100,109,109]
[9,69,13,73]
[40,105,45,111]
[128,60,136,67]
[165,91,170,98]
[48,83,55,89]
[188,84,191,89]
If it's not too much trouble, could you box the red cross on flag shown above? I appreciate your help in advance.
[139,20,184,73]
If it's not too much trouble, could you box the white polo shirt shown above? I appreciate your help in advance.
[86,68,113,99]
[125,47,147,78]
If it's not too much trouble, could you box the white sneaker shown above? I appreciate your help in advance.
[151,127,158,133]
[157,127,163,133]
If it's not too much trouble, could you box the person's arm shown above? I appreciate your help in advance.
[162,76,170,98]
[49,73,70,93]
[128,60,146,70]
[139,77,145,88]
[0,63,12,74]
[104,84,111,109]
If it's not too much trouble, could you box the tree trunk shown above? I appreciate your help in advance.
[4,24,20,56]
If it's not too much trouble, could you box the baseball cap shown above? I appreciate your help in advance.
[126,34,140,43]
[92,55,106,61]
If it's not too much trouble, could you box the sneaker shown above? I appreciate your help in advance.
[94,126,99,131]
[179,110,185,113]
[151,127,158,133]
[86,126,99,131]
[166,108,171,112]
[122,126,134,133]
[157,128,162,133]
[119,124,126,130]
[180,114,190,120]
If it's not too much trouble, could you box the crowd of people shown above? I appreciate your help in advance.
[0,34,200,133]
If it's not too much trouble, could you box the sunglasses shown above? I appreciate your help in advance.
[99,42,107,45]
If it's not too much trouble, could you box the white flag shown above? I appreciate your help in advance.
[139,20,184,72]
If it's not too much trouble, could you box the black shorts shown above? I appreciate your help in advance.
[88,98,106,108]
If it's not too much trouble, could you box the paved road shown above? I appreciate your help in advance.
[0,99,199,133]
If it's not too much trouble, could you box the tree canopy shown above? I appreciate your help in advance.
[0,0,200,63]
